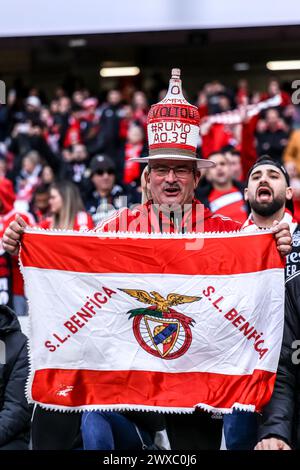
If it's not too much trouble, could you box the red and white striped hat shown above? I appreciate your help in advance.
[132,68,214,168]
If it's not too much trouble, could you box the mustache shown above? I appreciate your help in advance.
[256,183,273,195]
[163,184,181,190]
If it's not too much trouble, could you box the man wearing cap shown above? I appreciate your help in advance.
[232,155,300,451]
[2,71,292,450]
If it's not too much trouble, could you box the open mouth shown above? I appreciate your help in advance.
[256,186,273,202]
[164,187,181,196]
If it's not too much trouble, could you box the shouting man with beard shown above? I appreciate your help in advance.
[224,155,300,451]
[243,156,295,231]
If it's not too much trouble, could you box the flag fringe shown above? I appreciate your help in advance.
[27,401,256,414]
[24,226,272,239]
[18,229,271,413]
[18,244,35,405]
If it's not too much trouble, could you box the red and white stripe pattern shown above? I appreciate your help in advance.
[200,94,282,131]
[20,229,285,413]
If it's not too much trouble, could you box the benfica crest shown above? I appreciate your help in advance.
[120,289,201,360]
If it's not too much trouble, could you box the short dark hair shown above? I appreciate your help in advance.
[247,155,294,214]
[33,183,50,196]
[247,155,290,186]
[207,151,225,159]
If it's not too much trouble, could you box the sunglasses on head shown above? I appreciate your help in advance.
[94,168,115,176]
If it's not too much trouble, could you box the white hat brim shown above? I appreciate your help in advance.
[131,155,215,169]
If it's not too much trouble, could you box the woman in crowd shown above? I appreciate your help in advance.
[39,180,94,231]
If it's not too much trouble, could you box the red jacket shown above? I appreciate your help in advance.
[39,211,94,231]
[95,199,242,233]
[240,115,259,180]
[201,124,234,159]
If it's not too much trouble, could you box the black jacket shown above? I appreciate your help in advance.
[258,224,300,448]
[256,129,289,164]
[0,306,32,449]
[32,406,82,450]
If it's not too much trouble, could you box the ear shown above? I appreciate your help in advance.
[194,170,201,188]
[244,187,249,202]
[286,186,293,201]
[206,170,212,182]
[143,166,150,184]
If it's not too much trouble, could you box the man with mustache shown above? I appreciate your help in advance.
[2,72,292,451]
[223,155,300,450]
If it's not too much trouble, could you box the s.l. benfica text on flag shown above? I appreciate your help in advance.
[20,229,285,414]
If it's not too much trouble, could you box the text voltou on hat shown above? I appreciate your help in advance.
[131,68,214,168]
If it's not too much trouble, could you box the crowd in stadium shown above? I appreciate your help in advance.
[0,76,300,317]
[0,70,299,451]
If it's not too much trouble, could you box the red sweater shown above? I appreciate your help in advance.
[95,199,242,233]
[39,211,94,231]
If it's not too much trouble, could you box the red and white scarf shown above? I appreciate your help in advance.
[200,94,281,131]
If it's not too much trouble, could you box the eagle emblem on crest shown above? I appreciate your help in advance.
[119,289,201,360]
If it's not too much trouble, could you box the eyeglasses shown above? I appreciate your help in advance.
[149,166,195,178]
[94,169,115,176]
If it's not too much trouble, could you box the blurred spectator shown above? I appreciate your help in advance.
[85,155,126,226]
[122,125,146,185]
[0,155,12,180]
[0,104,9,142]
[29,184,51,223]
[132,91,148,132]
[203,81,234,114]
[196,91,209,119]
[54,86,66,100]
[16,150,41,206]
[81,97,101,155]
[197,152,248,223]
[284,159,300,222]
[263,78,291,108]
[222,147,243,182]
[119,104,134,142]
[40,106,54,129]
[236,79,249,106]
[72,90,85,107]
[0,179,16,309]
[63,104,83,148]
[0,157,6,179]
[201,120,236,159]
[256,108,289,163]
[9,118,60,179]
[60,143,90,192]
[283,129,300,175]
[0,180,35,315]
[39,181,93,231]
[218,94,232,112]
[55,96,72,148]
[25,95,41,121]
[41,165,55,186]
[97,90,124,164]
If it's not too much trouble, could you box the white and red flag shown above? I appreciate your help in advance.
[20,229,285,413]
